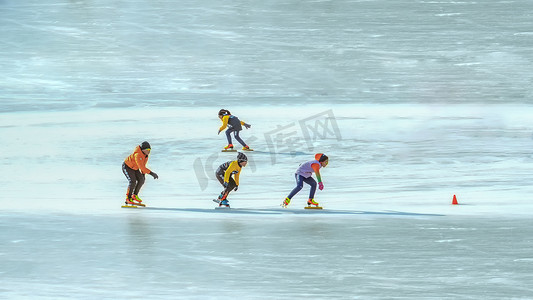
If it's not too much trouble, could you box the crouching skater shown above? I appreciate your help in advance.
[282,153,328,208]
[213,152,248,207]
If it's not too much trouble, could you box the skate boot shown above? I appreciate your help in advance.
[307,198,319,207]
[281,197,291,208]
[242,145,253,151]
[125,195,137,206]
[131,194,146,207]
[224,144,234,150]
[131,194,143,203]
[213,193,225,204]
[219,199,230,207]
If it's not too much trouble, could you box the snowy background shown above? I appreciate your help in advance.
[2,0,533,299]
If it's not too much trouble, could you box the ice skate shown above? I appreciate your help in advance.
[305,198,322,209]
[307,198,319,207]
[219,199,230,208]
[213,193,225,204]
[242,145,254,151]
[222,144,236,152]
[281,197,291,208]
[124,196,137,206]
[130,195,146,207]
[122,195,145,208]
[131,194,143,203]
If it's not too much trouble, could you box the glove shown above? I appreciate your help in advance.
[150,172,159,179]
[318,182,324,190]
[223,182,228,187]
[244,123,251,129]
[218,129,222,135]
[234,186,238,191]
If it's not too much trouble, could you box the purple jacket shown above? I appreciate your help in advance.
[296,160,321,178]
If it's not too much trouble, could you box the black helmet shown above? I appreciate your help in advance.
[237,152,248,163]
[218,109,231,116]
[140,141,151,150]
[315,153,328,162]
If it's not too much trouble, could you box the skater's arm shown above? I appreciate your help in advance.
[312,163,322,182]
[135,153,152,174]
[240,120,251,129]
[234,169,240,186]
[313,163,324,190]
[218,115,229,132]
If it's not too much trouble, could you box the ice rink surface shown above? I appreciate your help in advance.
[2,0,533,299]
[2,211,533,299]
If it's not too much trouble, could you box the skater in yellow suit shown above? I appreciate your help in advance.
[213,152,248,207]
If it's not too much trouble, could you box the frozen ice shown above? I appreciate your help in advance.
[1,0,533,299]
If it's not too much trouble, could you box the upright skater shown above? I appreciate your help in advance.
[122,141,159,206]
[213,152,248,207]
[217,109,252,151]
[282,153,328,208]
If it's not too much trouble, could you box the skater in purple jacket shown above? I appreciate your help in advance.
[282,153,328,208]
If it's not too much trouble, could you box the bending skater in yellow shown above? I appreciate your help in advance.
[213,152,248,208]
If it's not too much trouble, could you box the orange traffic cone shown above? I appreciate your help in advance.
[452,195,459,205]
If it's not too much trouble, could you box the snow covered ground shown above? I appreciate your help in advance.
[2,0,533,299]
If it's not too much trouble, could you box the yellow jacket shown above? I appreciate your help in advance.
[224,160,242,186]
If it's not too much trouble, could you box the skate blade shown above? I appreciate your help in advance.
[122,205,141,208]
[221,150,237,152]
[304,206,323,210]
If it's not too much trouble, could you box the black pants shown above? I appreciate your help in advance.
[216,170,237,198]
[122,162,145,197]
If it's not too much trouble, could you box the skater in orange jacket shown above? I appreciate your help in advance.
[217,109,252,151]
[282,153,328,208]
[122,141,158,206]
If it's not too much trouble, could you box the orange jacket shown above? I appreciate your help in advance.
[124,146,152,174]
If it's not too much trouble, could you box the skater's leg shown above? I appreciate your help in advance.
[225,129,234,145]
[215,171,228,200]
[218,177,237,201]
[133,171,145,195]
[303,177,317,199]
[122,162,138,198]
[287,174,305,199]
[215,170,235,200]
[215,171,225,186]
[224,178,237,196]
[233,130,247,147]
